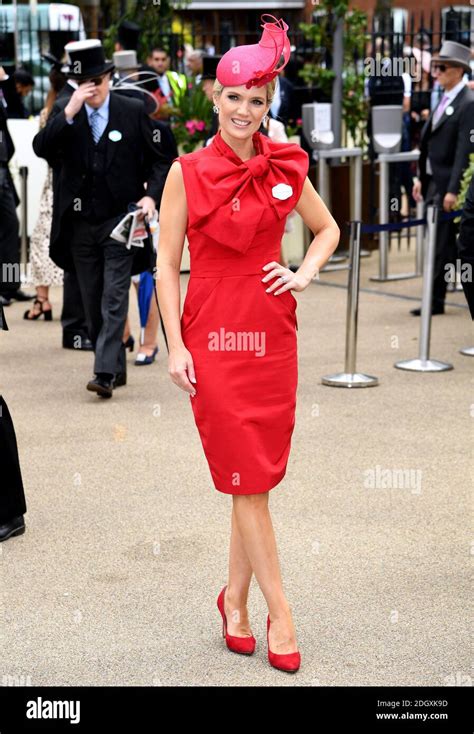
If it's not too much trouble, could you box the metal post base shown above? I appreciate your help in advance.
[322,372,379,387]
[394,358,453,372]
[459,346,474,357]
[369,272,421,282]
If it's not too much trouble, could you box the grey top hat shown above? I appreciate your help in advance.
[431,41,471,72]
[113,50,139,72]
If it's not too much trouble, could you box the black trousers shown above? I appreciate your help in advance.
[68,214,134,375]
[424,177,458,307]
[0,395,27,524]
[0,167,20,296]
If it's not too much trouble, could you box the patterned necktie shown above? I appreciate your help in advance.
[432,94,450,127]
[89,109,101,144]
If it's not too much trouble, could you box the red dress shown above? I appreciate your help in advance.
[175,129,309,494]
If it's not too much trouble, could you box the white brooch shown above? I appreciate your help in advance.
[445,106,454,116]
[108,130,122,142]
[272,183,293,201]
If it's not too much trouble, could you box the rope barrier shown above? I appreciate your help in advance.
[351,209,463,236]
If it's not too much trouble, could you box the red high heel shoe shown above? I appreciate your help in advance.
[217,585,256,655]
[267,614,301,672]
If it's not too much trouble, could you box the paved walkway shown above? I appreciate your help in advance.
[1,248,471,686]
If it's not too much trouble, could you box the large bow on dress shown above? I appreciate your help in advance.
[184,129,309,255]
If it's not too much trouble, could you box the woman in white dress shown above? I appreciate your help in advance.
[24,66,65,321]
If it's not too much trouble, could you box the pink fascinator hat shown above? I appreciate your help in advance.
[216,14,291,89]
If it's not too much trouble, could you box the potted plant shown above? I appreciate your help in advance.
[169,80,213,154]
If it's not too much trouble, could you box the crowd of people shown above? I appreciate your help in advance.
[0,20,297,361]
[0,19,473,547]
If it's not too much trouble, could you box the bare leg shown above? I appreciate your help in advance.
[232,493,298,654]
[122,315,131,343]
[139,294,159,356]
[224,504,254,637]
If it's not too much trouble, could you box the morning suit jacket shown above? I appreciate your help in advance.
[419,85,474,199]
[112,86,178,163]
[0,103,19,206]
[32,92,171,273]
[457,173,474,319]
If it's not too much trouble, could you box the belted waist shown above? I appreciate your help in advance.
[189,255,279,278]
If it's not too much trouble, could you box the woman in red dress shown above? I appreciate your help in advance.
[156,15,340,673]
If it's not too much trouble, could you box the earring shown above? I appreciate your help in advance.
[262,114,268,125]
[213,104,219,114]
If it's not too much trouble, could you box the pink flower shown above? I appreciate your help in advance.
[185,119,206,136]
[296,118,302,125]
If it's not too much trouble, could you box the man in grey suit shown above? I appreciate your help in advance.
[412,41,474,315]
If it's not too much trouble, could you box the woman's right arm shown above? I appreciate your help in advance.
[156,161,197,397]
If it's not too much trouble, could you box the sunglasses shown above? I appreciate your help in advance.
[432,64,460,72]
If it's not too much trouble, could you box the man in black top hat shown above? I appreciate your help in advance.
[33,40,172,398]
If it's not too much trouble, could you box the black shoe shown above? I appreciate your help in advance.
[135,346,158,366]
[63,331,94,351]
[0,515,25,542]
[114,371,127,388]
[124,335,135,352]
[87,374,114,398]
[410,304,445,316]
[0,295,12,306]
[9,289,35,302]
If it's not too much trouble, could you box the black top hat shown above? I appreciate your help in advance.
[118,20,141,51]
[41,51,63,71]
[63,40,115,79]
[201,55,222,81]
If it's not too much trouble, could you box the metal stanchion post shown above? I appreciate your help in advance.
[415,199,424,276]
[375,156,389,279]
[317,154,331,209]
[351,154,362,221]
[395,205,453,372]
[350,153,370,259]
[322,220,378,387]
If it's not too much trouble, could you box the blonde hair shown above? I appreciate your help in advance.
[213,77,278,107]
